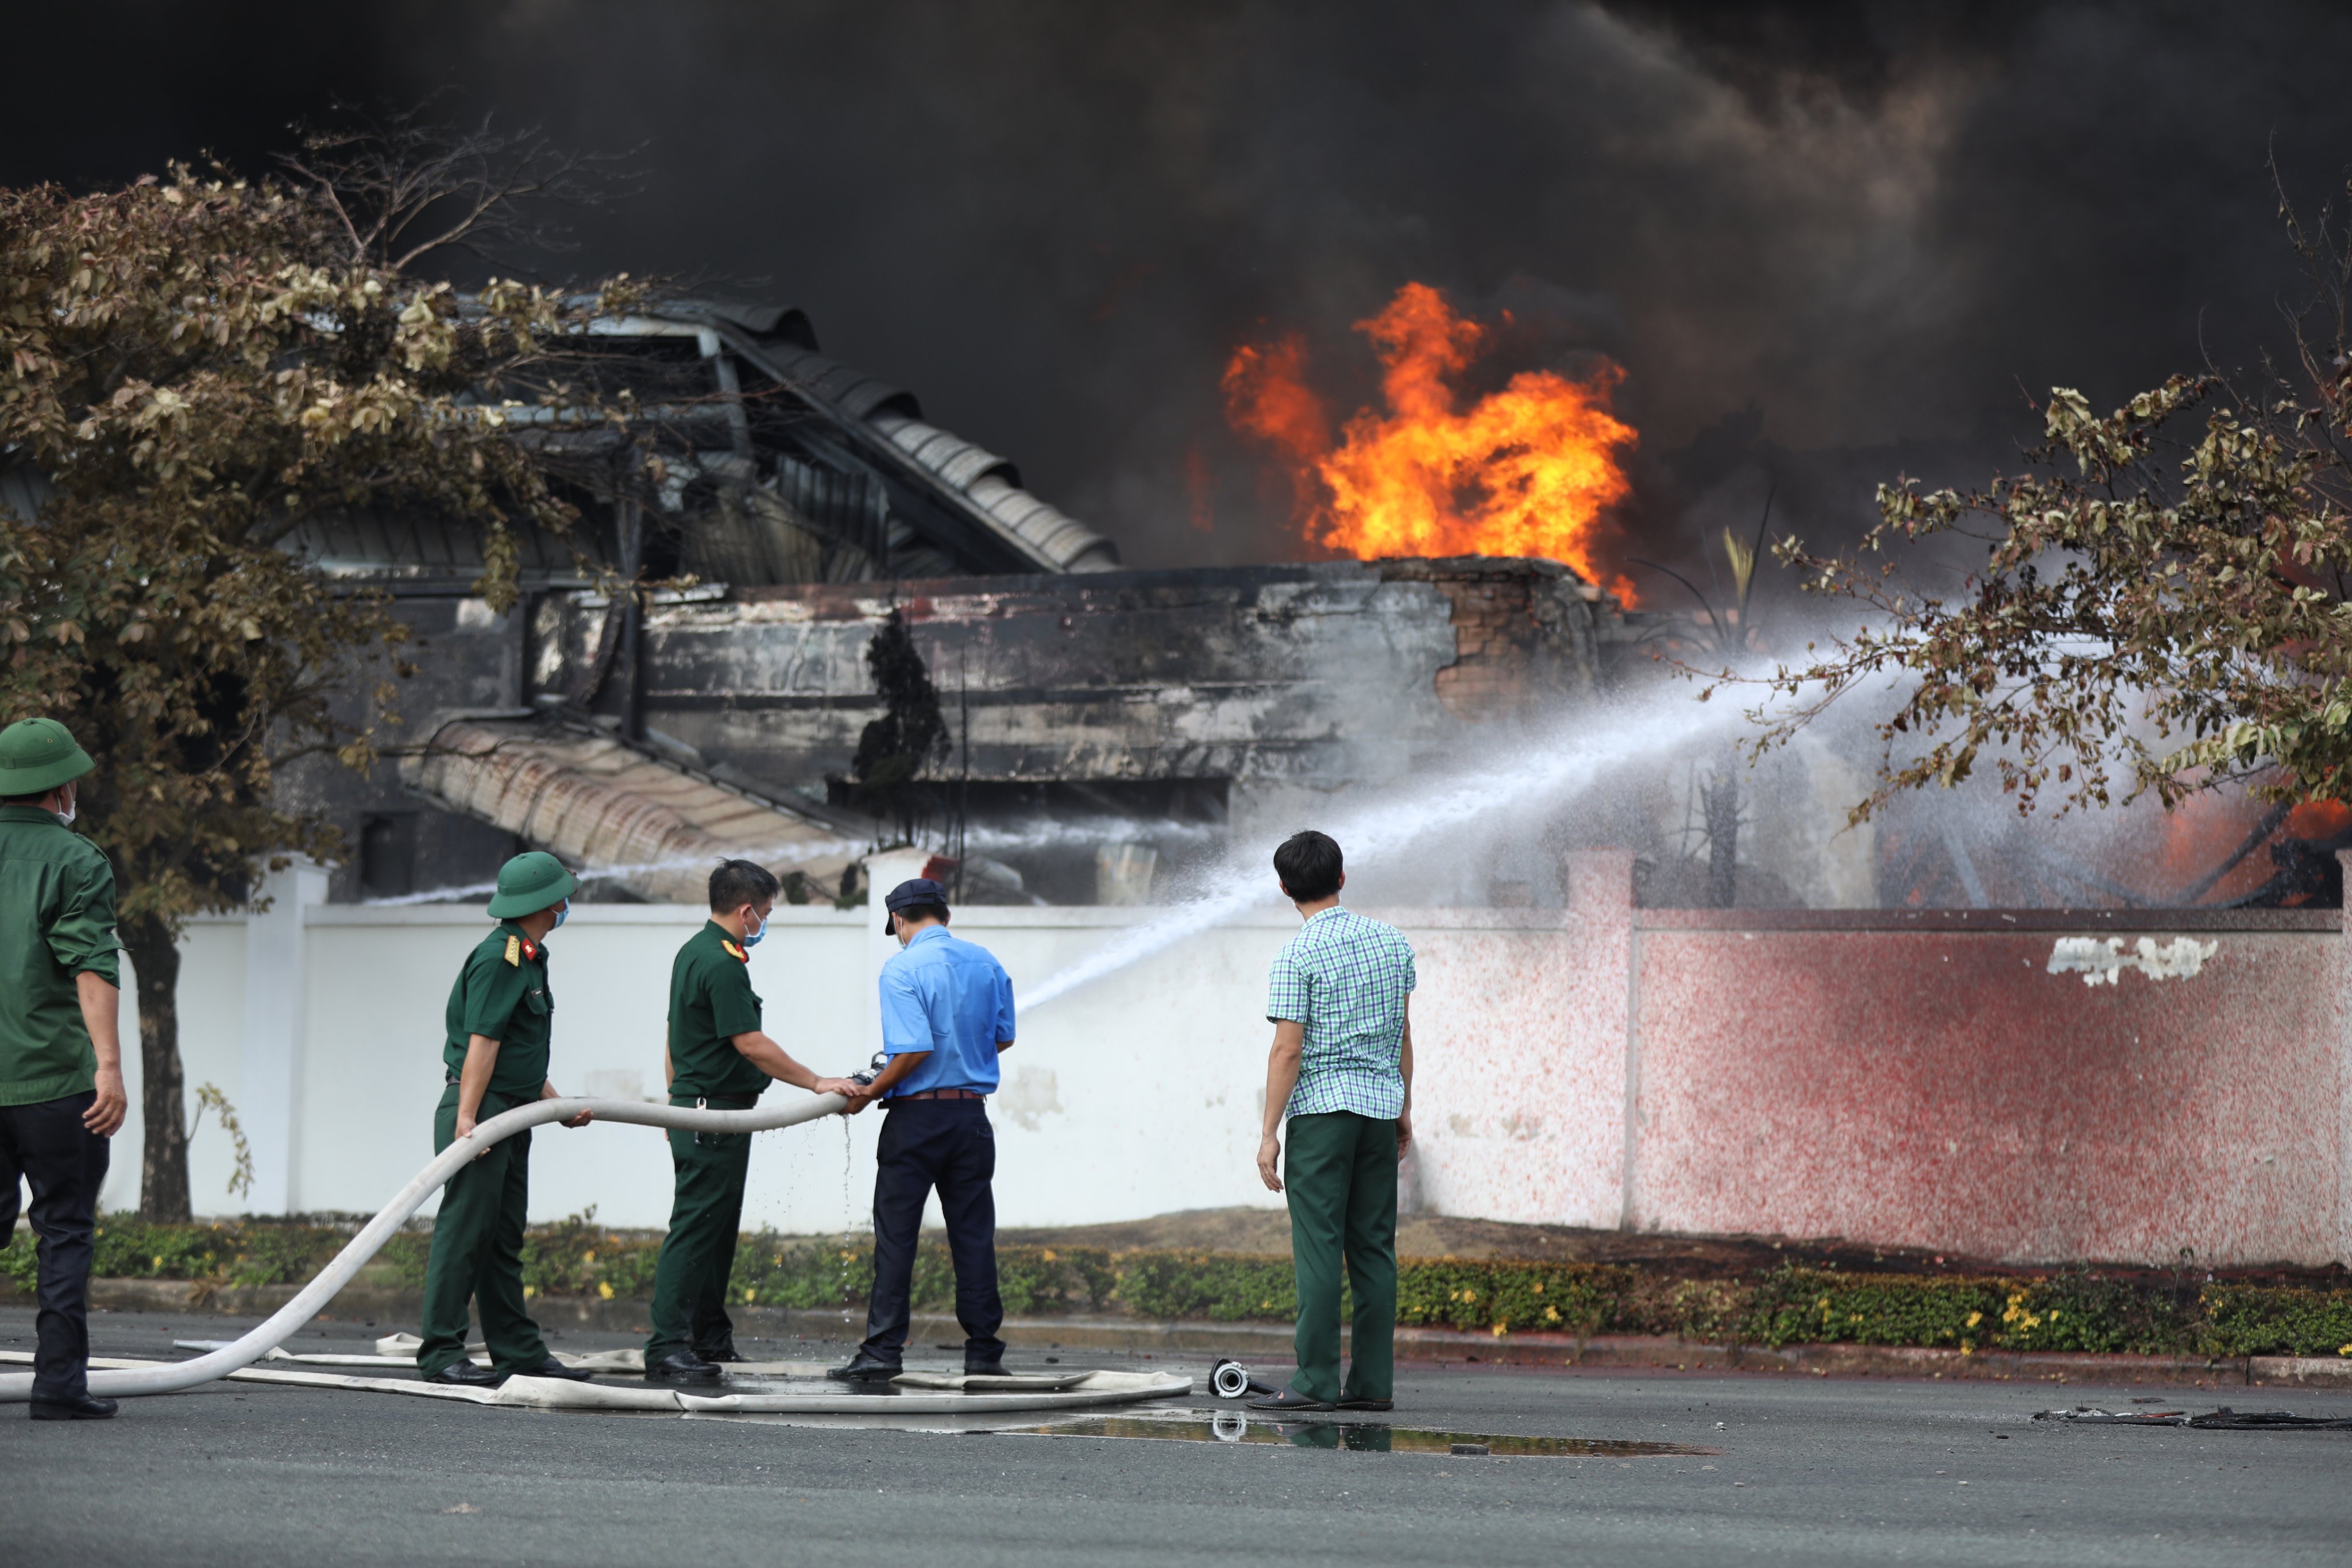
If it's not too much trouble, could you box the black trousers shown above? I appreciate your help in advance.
[0,1092,109,1402]
[858,1099,1004,1369]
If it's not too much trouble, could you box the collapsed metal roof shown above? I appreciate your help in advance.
[593,302,1121,578]
[281,298,1121,589]
[401,714,868,902]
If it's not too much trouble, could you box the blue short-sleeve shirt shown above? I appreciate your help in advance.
[879,926,1016,1096]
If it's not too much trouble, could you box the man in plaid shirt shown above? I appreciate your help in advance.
[1250,829,1415,1412]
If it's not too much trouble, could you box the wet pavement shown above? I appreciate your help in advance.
[3,1306,2349,1566]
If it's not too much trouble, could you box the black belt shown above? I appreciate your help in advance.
[444,1076,527,1109]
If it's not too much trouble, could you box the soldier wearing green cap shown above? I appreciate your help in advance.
[415,849,599,1387]
[0,717,129,1421]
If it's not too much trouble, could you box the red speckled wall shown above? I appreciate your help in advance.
[1629,915,2343,1264]
[1393,854,2345,1266]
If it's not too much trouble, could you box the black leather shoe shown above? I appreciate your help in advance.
[825,1351,902,1383]
[694,1339,745,1364]
[964,1361,1009,1378]
[518,1357,595,1382]
[424,1361,502,1388]
[1245,1386,1335,1412]
[1335,1396,1394,1411]
[29,1393,118,1421]
[643,1350,724,1386]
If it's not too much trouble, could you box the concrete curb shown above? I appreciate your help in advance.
[47,1279,2351,1388]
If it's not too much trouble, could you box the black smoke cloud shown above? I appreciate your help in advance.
[7,1,2350,585]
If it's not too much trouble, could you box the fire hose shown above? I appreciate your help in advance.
[0,1088,852,1404]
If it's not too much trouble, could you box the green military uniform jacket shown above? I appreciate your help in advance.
[0,805,120,1106]
[667,920,767,1099]
[442,921,555,1100]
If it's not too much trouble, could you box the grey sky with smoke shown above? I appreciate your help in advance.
[8,1,2349,584]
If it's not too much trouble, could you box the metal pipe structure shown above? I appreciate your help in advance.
[0,1091,851,1403]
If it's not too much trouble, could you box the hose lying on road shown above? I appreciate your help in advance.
[0,1090,850,1404]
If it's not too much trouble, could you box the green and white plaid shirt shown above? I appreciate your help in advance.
[1265,905,1416,1121]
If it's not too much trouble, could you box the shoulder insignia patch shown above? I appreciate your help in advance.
[721,940,748,963]
[504,935,522,967]
[522,938,539,963]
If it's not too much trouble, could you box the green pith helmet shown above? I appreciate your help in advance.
[0,717,95,798]
[486,849,578,919]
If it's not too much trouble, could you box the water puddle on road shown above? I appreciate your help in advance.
[998,1413,1716,1457]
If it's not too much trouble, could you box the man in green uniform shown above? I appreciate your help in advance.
[643,859,859,1386]
[0,718,129,1422]
[418,850,600,1387]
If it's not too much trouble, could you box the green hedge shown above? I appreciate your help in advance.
[2200,1286,2352,1358]
[7,1217,2350,1360]
[0,1216,432,1293]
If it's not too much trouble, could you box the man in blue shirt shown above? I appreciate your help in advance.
[828,878,1017,1383]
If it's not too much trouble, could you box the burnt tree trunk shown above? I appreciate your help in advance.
[119,913,190,1222]
[1704,740,1740,909]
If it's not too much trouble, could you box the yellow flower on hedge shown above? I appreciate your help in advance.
[1966,1311,1982,1328]
[596,1281,614,1300]
[2339,1342,2352,1357]
[523,1285,536,1299]
[583,1250,596,1265]
[1531,1281,1544,1295]
[1543,1305,1560,1324]
[1492,1323,1508,1338]
[743,1289,756,1304]
[1042,1248,1057,1262]
[1462,1288,1478,1304]
[152,1255,163,1269]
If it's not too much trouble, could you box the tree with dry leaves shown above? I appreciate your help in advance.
[1747,175,2352,834]
[0,119,643,1219]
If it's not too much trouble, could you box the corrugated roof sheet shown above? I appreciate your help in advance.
[706,319,1122,574]
[401,716,866,902]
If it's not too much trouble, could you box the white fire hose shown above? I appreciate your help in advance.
[0,1090,850,1404]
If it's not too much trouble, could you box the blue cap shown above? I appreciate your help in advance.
[884,878,948,913]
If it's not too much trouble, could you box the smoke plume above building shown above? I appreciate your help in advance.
[7,1,2352,588]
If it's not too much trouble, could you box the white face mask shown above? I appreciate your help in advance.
[55,786,75,827]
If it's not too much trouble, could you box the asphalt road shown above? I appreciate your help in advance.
[2,1307,2347,1567]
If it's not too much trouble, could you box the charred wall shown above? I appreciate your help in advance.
[527,556,1606,898]
[538,558,1594,774]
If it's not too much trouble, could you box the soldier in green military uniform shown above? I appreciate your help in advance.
[417,850,600,1388]
[642,859,859,1385]
[0,718,129,1421]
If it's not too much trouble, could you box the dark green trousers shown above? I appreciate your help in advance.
[1284,1110,1399,1404]
[419,1086,550,1379]
[644,1097,752,1361]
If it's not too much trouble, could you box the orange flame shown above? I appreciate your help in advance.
[1223,283,1638,600]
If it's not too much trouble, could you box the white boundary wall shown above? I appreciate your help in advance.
[109,864,1620,1234]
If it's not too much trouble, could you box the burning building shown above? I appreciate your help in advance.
[281,289,2314,914]
[295,298,1618,906]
